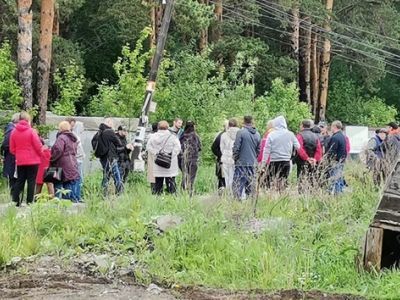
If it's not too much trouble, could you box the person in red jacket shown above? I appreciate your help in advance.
[10,112,44,206]
[35,139,54,197]
[296,119,323,192]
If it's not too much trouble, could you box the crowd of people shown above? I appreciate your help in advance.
[2,111,400,206]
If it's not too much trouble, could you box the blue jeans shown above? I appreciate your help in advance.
[100,158,123,195]
[329,163,345,195]
[55,179,80,202]
[75,162,83,201]
[232,166,256,200]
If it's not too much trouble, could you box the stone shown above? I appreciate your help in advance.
[147,283,163,295]
[155,215,183,232]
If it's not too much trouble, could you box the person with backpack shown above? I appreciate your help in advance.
[180,121,202,196]
[116,125,132,183]
[92,118,125,196]
[146,121,181,195]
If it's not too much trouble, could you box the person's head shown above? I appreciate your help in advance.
[118,125,128,137]
[377,128,388,141]
[65,117,76,129]
[173,118,183,129]
[387,122,398,133]
[104,118,114,129]
[311,125,321,134]
[58,121,71,132]
[158,120,169,130]
[331,120,343,133]
[11,113,20,124]
[300,119,313,131]
[184,121,196,133]
[19,111,31,124]
[243,116,253,126]
[151,122,158,133]
[318,121,328,135]
[229,118,238,128]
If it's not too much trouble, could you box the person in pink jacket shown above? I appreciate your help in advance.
[10,112,44,206]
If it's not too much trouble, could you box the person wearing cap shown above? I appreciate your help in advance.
[366,128,388,185]
[116,125,133,183]
[317,121,331,154]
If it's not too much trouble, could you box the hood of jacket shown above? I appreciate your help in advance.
[152,130,173,146]
[227,127,240,140]
[244,125,257,135]
[58,131,78,143]
[15,120,31,132]
[273,116,288,130]
[99,123,111,131]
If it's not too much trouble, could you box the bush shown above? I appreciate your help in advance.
[254,78,312,132]
[0,41,22,110]
[52,60,85,116]
[88,27,152,117]
[327,79,397,126]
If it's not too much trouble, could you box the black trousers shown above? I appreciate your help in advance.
[297,162,318,193]
[182,160,198,195]
[153,177,177,195]
[7,176,17,196]
[268,161,291,191]
[12,165,39,206]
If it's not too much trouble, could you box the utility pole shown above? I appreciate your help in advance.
[132,0,174,170]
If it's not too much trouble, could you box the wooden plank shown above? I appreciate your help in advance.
[374,210,400,224]
[378,194,400,212]
[364,227,383,271]
[371,222,400,233]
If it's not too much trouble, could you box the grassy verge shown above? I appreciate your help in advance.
[0,162,399,299]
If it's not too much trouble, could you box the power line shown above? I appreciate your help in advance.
[260,0,400,45]
[218,4,400,77]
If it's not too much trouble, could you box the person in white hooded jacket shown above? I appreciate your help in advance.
[147,120,181,195]
[220,118,240,192]
[262,116,300,190]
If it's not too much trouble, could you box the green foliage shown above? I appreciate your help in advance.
[328,79,398,126]
[255,78,312,132]
[88,27,152,117]
[52,61,85,116]
[0,41,22,110]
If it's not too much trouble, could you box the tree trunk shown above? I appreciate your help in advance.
[318,0,334,122]
[299,16,312,104]
[18,0,33,110]
[311,30,319,118]
[290,1,300,61]
[210,0,222,42]
[37,0,54,125]
[199,0,209,52]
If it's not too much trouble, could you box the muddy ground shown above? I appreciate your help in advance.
[0,256,364,300]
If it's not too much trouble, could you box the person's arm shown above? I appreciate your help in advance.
[262,136,272,163]
[232,131,242,162]
[211,133,220,156]
[31,131,44,157]
[9,132,16,155]
[173,137,182,156]
[327,136,338,159]
[146,137,157,156]
[51,137,65,162]
[296,134,309,161]
[314,139,323,161]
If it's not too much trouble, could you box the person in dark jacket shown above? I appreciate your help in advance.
[180,121,201,196]
[10,112,44,206]
[51,121,80,202]
[96,118,124,195]
[296,120,323,192]
[385,122,400,169]
[232,116,261,200]
[116,125,133,183]
[326,120,347,195]
[211,121,228,191]
[1,113,20,195]
[366,128,388,185]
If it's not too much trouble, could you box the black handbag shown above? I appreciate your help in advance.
[155,135,173,169]
[44,167,63,183]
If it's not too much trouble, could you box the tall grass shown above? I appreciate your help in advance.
[0,161,398,298]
